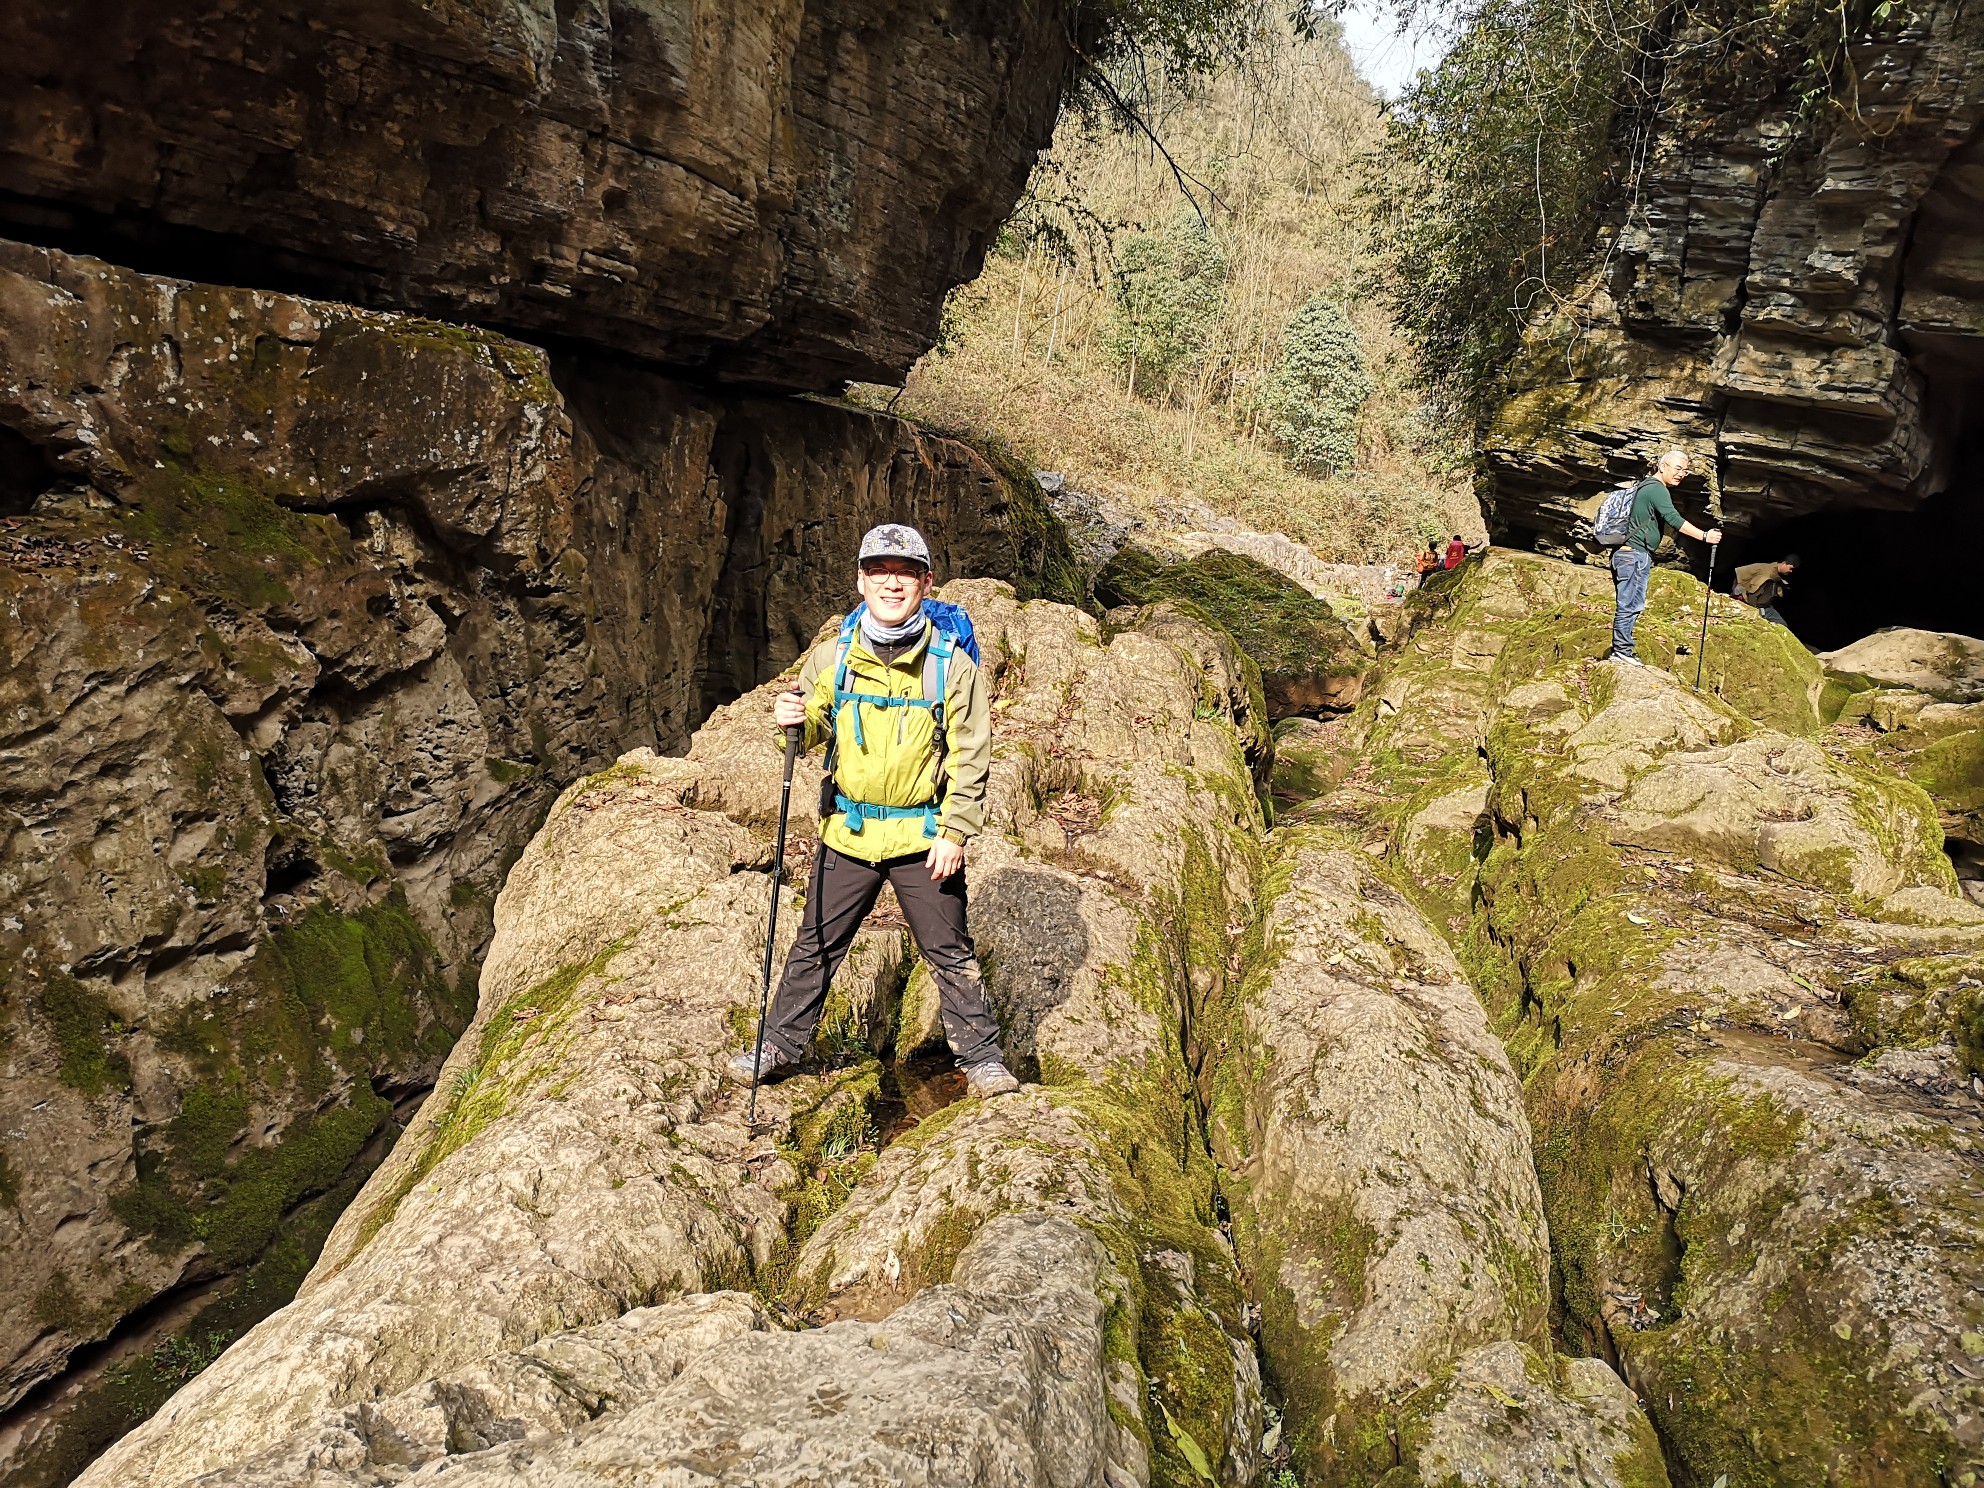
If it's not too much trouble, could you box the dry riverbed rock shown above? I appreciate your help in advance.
[1315,550,1984,1487]
[76,585,1274,1488]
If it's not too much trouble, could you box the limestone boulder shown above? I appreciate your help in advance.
[1605,733,1953,899]
[0,237,1066,1475]
[139,1215,1137,1488]
[1211,835,1663,1484]
[1391,1342,1668,1488]
[1096,544,1370,717]
[1371,551,1984,1485]
[1822,634,1984,901]
[76,587,1273,1488]
[1821,629,1984,704]
[0,0,1069,389]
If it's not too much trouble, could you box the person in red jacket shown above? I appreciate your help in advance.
[1443,534,1467,570]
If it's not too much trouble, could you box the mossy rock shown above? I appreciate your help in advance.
[1097,545,1368,717]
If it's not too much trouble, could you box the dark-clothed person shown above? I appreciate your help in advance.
[1734,555,1799,627]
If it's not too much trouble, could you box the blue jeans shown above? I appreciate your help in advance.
[1610,547,1652,658]
[1758,604,1786,627]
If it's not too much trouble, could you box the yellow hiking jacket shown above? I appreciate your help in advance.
[783,620,990,863]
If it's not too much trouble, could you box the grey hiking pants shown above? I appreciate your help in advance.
[764,846,1004,1067]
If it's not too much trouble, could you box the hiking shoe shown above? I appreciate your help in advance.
[1608,653,1646,667]
[727,1045,797,1086]
[962,1060,1021,1099]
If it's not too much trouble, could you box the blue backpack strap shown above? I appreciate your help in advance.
[831,609,864,752]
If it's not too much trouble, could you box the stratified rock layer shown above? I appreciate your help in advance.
[1320,551,1984,1486]
[0,0,1068,388]
[1481,0,1984,548]
[0,238,1066,1466]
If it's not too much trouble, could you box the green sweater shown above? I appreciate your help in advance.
[1627,478,1684,554]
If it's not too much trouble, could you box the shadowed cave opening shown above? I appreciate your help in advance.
[0,422,62,516]
[1740,485,1984,652]
[1732,337,1984,652]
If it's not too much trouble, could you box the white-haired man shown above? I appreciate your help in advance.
[1610,448,1723,665]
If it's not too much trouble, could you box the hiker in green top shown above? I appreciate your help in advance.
[726,523,1021,1101]
[1609,448,1722,666]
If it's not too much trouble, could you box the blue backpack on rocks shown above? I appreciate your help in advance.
[824,600,979,837]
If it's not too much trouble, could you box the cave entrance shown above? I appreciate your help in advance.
[1728,119,1984,654]
[1745,484,1984,653]
[1734,338,1984,652]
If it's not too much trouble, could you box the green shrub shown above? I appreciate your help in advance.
[1103,212,1230,400]
[1254,295,1372,476]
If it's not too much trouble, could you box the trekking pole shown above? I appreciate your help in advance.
[748,716,806,1124]
[1694,542,1717,691]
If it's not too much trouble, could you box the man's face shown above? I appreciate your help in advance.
[1777,561,1796,576]
[1658,454,1692,485]
[857,558,932,626]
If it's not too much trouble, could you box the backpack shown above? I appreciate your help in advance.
[823,601,979,838]
[1592,482,1639,547]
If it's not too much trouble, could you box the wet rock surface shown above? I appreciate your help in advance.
[0,0,1068,389]
[0,237,1066,1473]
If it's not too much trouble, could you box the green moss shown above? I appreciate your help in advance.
[114,462,350,611]
[1902,728,1984,815]
[483,756,537,785]
[120,893,460,1265]
[337,934,632,1260]
[1098,547,1363,713]
[317,838,389,886]
[985,448,1090,609]
[2,1142,385,1488]
[37,971,132,1095]
[566,759,649,806]
[113,1088,389,1266]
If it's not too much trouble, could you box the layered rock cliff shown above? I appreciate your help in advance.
[1481,0,1984,632]
[0,0,1068,389]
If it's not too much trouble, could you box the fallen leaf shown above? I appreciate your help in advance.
[1481,1380,1524,1410]
[1626,911,1651,926]
[1158,1402,1218,1483]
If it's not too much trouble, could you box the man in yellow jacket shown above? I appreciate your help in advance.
[727,523,1020,1099]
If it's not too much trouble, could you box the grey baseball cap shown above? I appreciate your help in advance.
[857,523,931,569]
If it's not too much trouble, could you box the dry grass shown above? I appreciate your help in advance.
[854,23,1484,566]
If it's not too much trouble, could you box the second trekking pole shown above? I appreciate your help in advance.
[748,715,806,1125]
[1694,542,1717,691]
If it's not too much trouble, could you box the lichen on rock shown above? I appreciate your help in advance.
[1350,550,1984,1487]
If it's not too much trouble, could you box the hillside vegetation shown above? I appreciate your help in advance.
[853,24,1482,566]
